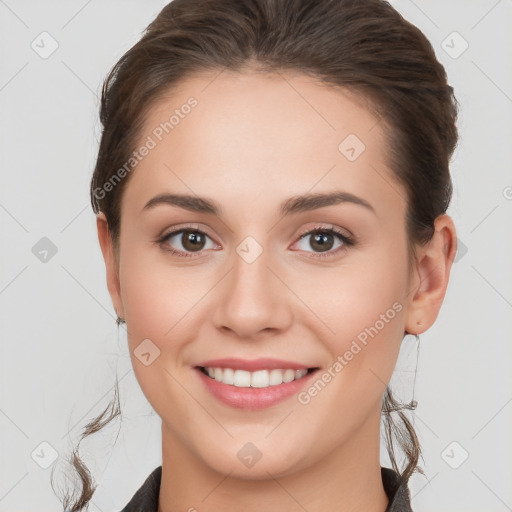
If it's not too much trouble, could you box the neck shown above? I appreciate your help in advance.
[158,409,389,512]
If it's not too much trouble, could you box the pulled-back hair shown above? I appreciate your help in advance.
[53,0,458,509]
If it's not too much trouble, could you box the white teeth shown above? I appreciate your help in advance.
[283,369,296,383]
[296,369,308,379]
[233,369,251,387]
[223,367,234,385]
[203,367,310,388]
[251,370,269,388]
[269,369,284,386]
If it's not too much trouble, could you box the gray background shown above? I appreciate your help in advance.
[1,0,511,510]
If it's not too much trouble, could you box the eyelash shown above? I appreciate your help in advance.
[155,223,356,260]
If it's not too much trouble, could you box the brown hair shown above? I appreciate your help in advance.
[53,0,458,509]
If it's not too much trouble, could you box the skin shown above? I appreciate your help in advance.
[96,68,457,512]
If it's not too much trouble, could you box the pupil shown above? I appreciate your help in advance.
[183,231,204,251]
[312,232,333,252]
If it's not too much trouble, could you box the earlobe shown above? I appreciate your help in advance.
[96,212,125,320]
[404,214,457,335]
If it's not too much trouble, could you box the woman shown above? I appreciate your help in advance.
[55,0,459,510]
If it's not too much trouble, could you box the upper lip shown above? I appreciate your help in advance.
[195,358,316,372]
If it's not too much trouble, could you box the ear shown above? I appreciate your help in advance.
[404,214,457,335]
[96,212,124,320]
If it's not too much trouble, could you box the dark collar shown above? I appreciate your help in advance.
[382,466,414,512]
[120,465,413,511]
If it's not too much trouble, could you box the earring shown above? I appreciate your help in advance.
[382,333,420,415]
[407,333,420,410]
[116,314,125,326]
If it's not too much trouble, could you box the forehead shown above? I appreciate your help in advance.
[120,69,404,222]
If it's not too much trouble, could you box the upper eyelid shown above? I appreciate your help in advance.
[296,223,352,239]
[160,223,350,239]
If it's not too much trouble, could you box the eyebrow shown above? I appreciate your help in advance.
[141,191,376,217]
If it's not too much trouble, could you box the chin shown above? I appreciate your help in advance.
[198,436,310,480]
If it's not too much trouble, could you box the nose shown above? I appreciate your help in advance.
[212,243,293,340]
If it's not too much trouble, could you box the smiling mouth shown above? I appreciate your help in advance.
[197,366,319,388]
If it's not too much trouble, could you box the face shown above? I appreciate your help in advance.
[97,69,451,479]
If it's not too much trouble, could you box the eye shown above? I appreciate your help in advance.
[156,224,219,258]
[156,223,355,259]
[291,224,355,259]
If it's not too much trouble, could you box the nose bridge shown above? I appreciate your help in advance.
[233,236,272,294]
[213,234,291,337]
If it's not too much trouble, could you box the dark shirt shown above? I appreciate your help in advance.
[119,465,413,511]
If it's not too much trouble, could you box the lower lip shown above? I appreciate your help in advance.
[195,368,318,410]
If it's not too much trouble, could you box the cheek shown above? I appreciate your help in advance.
[117,246,205,412]
[118,245,203,346]
[301,248,407,336]
[303,244,409,388]
[292,252,408,432]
